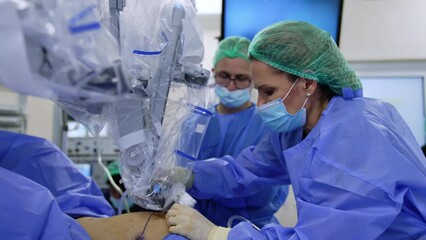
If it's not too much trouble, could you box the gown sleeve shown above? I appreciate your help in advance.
[0,131,115,218]
[0,167,91,239]
[188,133,290,199]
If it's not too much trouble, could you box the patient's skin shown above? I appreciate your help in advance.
[78,212,169,240]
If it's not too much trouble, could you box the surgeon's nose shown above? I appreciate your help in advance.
[227,80,238,91]
[257,97,266,107]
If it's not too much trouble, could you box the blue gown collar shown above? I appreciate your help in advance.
[342,87,363,100]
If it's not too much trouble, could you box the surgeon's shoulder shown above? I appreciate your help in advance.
[353,97,405,130]
[0,129,23,142]
[0,131,52,151]
[322,97,404,139]
[14,132,57,149]
[326,97,396,123]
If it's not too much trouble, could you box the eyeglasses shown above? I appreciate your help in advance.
[214,71,251,89]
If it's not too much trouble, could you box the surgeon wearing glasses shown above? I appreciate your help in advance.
[213,62,252,111]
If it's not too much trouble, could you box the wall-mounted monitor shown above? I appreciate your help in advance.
[360,76,425,146]
[74,163,92,178]
[221,0,343,44]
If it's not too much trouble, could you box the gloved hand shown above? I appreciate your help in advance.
[155,167,194,189]
[166,204,230,240]
[171,167,194,189]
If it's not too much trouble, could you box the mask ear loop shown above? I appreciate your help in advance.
[301,92,311,108]
[282,77,299,101]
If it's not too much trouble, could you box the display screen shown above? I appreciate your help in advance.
[361,76,425,146]
[75,163,92,177]
[222,0,343,43]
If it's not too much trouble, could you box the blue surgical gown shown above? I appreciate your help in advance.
[187,104,288,227]
[0,167,91,239]
[0,130,115,238]
[188,96,426,239]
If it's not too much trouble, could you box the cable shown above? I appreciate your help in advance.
[95,136,130,213]
[117,189,130,215]
[227,215,260,231]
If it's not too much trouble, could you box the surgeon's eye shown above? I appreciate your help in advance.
[265,90,274,96]
[257,86,276,99]
[261,88,274,96]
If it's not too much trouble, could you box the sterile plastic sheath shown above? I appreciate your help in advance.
[0,0,130,136]
[107,0,210,211]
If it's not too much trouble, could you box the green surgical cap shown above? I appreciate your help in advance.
[213,36,251,67]
[249,21,362,95]
[106,160,120,179]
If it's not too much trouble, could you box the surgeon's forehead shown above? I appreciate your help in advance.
[251,60,284,89]
[215,57,250,74]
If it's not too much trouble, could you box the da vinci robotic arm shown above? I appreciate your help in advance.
[0,0,210,212]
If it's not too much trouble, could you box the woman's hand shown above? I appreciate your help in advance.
[166,204,230,240]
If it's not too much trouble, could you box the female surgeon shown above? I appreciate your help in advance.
[188,36,288,228]
[166,21,426,240]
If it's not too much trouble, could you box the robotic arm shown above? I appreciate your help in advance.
[0,0,211,211]
[0,0,129,104]
[108,0,211,211]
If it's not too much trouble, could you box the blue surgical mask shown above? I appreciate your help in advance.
[256,78,309,133]
[214,85,250,108]
[110,196,134,210]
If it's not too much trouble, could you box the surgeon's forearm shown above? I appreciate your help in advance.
[189,157,276,200]
[77,212,169,240]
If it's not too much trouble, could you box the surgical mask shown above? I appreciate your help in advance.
[256,78,309,133]
[110,196,134,210]
[214,85,250,108]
